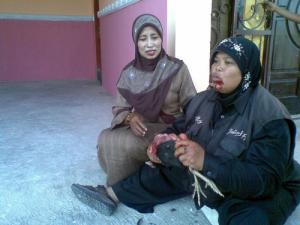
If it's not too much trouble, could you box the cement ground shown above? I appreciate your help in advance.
[0,80,299,225]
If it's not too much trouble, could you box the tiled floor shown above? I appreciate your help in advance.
[0,80,299,225]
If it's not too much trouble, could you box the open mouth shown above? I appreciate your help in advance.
[146,50,156,56]
[210,78,224,90]
[213,80,223,86]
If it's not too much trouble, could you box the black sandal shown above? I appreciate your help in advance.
[71,183,117,216]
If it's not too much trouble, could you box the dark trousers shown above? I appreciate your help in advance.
[217,188,296,225]
[112,163,193,213]
[112,164,297,225]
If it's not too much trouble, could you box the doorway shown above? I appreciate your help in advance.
[215,0,300,116]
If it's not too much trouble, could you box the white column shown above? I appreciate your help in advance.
[168,0,212,92]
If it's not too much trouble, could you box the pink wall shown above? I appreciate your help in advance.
[0,19,97,81]
[100,0,167,95]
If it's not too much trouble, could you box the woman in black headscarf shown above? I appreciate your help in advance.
[97,14,196,186]
[72,37,300,225]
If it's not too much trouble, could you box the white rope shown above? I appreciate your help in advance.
[189,167,224,206]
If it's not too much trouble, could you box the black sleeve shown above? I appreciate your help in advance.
[162,114,186,135]
[202,119,291,199]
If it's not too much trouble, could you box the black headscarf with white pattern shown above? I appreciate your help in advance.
[211,36,262,93]
[210,36,262,123]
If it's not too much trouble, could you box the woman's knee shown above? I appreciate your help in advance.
[97,144,107,172]
[96,129,112,172]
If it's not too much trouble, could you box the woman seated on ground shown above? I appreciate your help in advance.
[97,14,196,186]
[73,36,300,225]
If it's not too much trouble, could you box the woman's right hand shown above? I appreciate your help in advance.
[147,145,162,164]
[129,112,148,136]
[147,133,179,164]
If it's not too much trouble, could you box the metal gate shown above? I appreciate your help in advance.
[230,0,300,116]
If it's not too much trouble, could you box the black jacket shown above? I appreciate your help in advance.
[165,85,300,207]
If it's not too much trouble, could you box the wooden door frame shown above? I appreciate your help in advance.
[94,0,101,83]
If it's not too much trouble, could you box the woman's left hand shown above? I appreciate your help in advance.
[174,133,205,170]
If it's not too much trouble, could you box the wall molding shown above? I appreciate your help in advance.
[98,0,141,17]
[0,13,94,21]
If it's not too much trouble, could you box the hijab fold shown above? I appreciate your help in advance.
[117,14,182,122]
